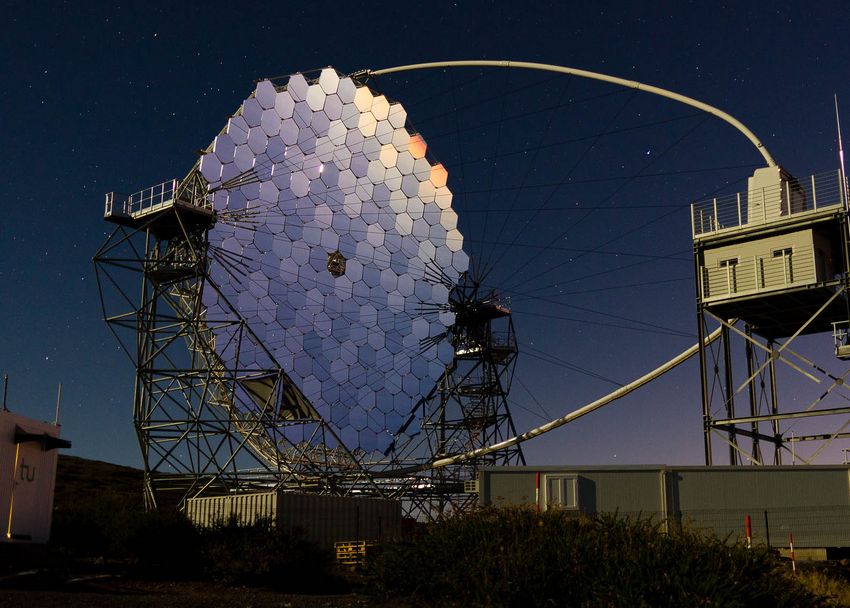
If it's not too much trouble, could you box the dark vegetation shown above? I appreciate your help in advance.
[4,456,850,606]
[373,507,831,608]
[39,456,344,592]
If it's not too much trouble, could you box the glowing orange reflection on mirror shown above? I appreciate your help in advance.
[408,133,427,159]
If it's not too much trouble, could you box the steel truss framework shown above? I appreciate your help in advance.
[384,273,525,518]
[94,172,523,516]
[695,208,850,466]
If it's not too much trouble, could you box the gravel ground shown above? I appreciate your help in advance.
[0,570,393,608]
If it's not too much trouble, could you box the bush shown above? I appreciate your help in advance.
[199,518,347,592]
[52,496,345,592]
[373,507,824,607]
[128,508,202,577]
[51,490,143,558]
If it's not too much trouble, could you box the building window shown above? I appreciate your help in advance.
[772,247,793,283]
[545,475,579,510]
[719,258,739,293]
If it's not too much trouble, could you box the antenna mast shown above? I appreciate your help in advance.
[55,383,62,425]
[836,94,847,203]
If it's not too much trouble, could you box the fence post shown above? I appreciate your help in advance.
[737,192,742,226]
[812,174,817,209]
[745,513,752,549]
[764,510,771,549]
[785,179,791,215]
[713,198,718,231]
[762,187,767,223]
[789,530,796,573]
[783,254,788,288]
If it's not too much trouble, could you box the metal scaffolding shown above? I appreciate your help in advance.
[94,169,522,515]
[692,169,850,465]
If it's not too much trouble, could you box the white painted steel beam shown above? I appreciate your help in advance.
[370,60,777,167]
[429,326,723,468]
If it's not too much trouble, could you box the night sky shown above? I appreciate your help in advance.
[3,2,849,468]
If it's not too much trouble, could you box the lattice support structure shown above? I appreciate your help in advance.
[387,274,525,520]
[96,204,523,513]
[94,188,378,508]
[693,169,850,466]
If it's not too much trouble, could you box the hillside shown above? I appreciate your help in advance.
[54,455,145,512]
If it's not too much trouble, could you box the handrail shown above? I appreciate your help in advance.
[104,177,214,220]
[691,170,845,237]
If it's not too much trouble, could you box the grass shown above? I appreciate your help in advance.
[372,506,829,607]
[24,457,850,606]
[798,567,850,607]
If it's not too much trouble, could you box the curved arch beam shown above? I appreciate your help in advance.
[369,60,777,167]
[428,325,723,469]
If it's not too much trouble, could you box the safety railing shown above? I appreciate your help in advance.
[105,179,177,218]
[691,170,847,238]
[700,244,819,302]
[127,178,178,215]
[104,177,213,220]
[833,321,850,359]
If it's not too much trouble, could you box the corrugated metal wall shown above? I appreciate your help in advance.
[185,492,401,549]
[670,467,850,547]
[485,469,537,507]
[186,491,279,527]
[578,470,663,515]
[480,465,850,548]
[276,493,400,549]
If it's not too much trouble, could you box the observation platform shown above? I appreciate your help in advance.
[692,169,849,340]
[691,170,846,241]
[104,178,214,227]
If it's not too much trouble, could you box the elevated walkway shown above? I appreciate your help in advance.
[692,169,849,340]
[691,170,846,240]
[105,178,214,227]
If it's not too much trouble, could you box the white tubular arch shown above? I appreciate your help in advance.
[364,61,746,468]
[429,326,723,468]
[370,60,777,167]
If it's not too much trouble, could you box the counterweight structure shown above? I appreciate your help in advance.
[692,167,850,465]
[93,68,523,515]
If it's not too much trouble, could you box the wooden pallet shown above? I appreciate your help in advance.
[334,540,376,567]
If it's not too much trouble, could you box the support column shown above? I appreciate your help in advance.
[767,339,782,464]
[722,325,737,464]
[745,324,762,464]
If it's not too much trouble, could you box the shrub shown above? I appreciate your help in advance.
[373,507,824,607]
[127,508,202,577]
[797,568,850,607]
[51,490,143,558]
[199,518,347,592]
[53,500,347,592]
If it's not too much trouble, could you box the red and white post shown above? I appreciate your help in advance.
[745,514,752,549]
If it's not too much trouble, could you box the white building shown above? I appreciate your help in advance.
[0,409,70,543]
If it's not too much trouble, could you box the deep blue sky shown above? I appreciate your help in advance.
[2,2,849,467]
